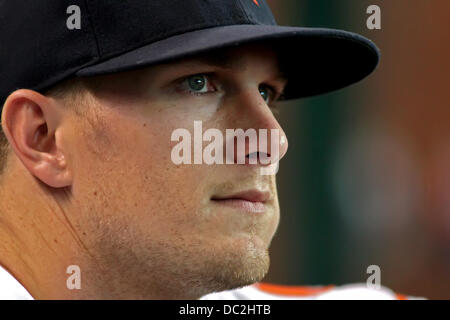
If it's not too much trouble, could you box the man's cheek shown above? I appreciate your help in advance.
[134,164,208,215]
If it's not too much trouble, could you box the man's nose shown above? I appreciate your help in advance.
[225,88,289,166]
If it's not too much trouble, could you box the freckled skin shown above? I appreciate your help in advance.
[0,44,289,299]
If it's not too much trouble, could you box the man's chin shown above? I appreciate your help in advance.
[206,241,271,294]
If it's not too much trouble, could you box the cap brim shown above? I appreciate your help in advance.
[76,24,380,100]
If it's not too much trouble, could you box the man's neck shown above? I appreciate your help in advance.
[0,163,89,298]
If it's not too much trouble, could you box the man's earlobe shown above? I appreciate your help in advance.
[1,89,72,188]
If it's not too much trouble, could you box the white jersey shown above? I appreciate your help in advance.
[201,282,420,300]
[0,265,33,300]
[0,264,419,300]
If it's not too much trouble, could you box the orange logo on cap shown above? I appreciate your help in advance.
[253,0,259,6]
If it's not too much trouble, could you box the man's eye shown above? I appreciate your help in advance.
[181,74,216,95]
[258,84,277,104]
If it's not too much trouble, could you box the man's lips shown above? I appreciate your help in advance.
[211,190,270,213]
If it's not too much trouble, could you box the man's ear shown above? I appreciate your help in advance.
[1,89,72,188]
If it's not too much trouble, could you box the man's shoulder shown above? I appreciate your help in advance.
[200,282,423,300]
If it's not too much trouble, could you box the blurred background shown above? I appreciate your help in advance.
[265,0,450,299]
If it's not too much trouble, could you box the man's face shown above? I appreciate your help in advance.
[62,43,289,298]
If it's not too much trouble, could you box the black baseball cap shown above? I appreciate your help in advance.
[0,0,380,111]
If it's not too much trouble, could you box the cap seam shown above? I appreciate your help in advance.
[83,0,102,59]
[236,0,252,23]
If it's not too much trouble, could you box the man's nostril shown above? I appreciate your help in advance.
[246,152,271,163]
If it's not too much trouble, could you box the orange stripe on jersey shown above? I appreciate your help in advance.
[255,282,335,296]
[396,293,408,300]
